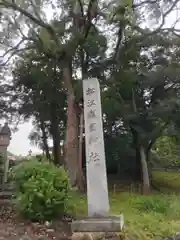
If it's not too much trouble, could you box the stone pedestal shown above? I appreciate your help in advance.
[72,232,124,240]
[71,216,124,232]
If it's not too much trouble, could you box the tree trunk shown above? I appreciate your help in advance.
[135,147,142,182]
[52,132,61,165]
[50,104,62,165]
[78,109,85,191]
[63,65,82,187]
[139,145,151,194]
[39,120,51,161]
[130,126,142,182]
[65,94,80,187]
[50,120,61,165]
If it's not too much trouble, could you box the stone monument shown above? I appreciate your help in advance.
[0,123,11,184]
[71,78,123,233]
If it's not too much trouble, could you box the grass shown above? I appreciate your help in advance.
[68,171,180,240]
[69,192,180,239]
[152,170,180,191]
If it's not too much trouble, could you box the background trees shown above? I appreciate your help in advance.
[11,49,66,165]
[1,0,180,193]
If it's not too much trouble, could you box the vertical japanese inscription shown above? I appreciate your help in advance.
[87,152,100,164]
[85,86,99,165]
[83,78,110,217]
[87,109,96,118]
[86,87,95,96]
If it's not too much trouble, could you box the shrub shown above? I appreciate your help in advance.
[10,159,70,221]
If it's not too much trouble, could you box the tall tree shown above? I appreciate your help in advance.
[28,120,51,160]
[103,32,180,193]
[0,0,180,189]
[11,49,66,165]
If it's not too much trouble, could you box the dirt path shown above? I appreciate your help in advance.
[0,205,72,240]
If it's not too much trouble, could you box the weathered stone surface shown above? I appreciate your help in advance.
[83,78,109,217]
[75,79,123,238]
[71,217,122,232]
[165,233,180,240]
[0,191,12,199]
[71,232,124,240]
[72,232,94,240]
[0,123,11,185]
[175,233,180,240]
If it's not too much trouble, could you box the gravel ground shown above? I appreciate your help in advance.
[0,205,72,240]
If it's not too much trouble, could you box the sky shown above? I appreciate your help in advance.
[8,121,40,156]
[5,3,179,156]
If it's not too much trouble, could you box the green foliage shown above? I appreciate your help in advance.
[2,0,180,190]
[70,191,180,239]
[153,136,180,167]
[10,159,70,221]
[105,133,135,174]
[83,28,107,58]
[135,195,169,214]
[152,170,180,191]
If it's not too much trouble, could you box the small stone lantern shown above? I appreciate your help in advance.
[0,123,11,184]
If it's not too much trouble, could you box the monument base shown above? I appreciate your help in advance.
[71,216,124,232]
[71,232,124,240]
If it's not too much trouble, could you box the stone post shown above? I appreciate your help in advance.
[71,78,123,236]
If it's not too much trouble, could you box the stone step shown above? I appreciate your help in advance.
[0,183,14,191]
[0,199,11,205]
[0,191,12,199]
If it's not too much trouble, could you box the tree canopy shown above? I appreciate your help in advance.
[1,0,180,193]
